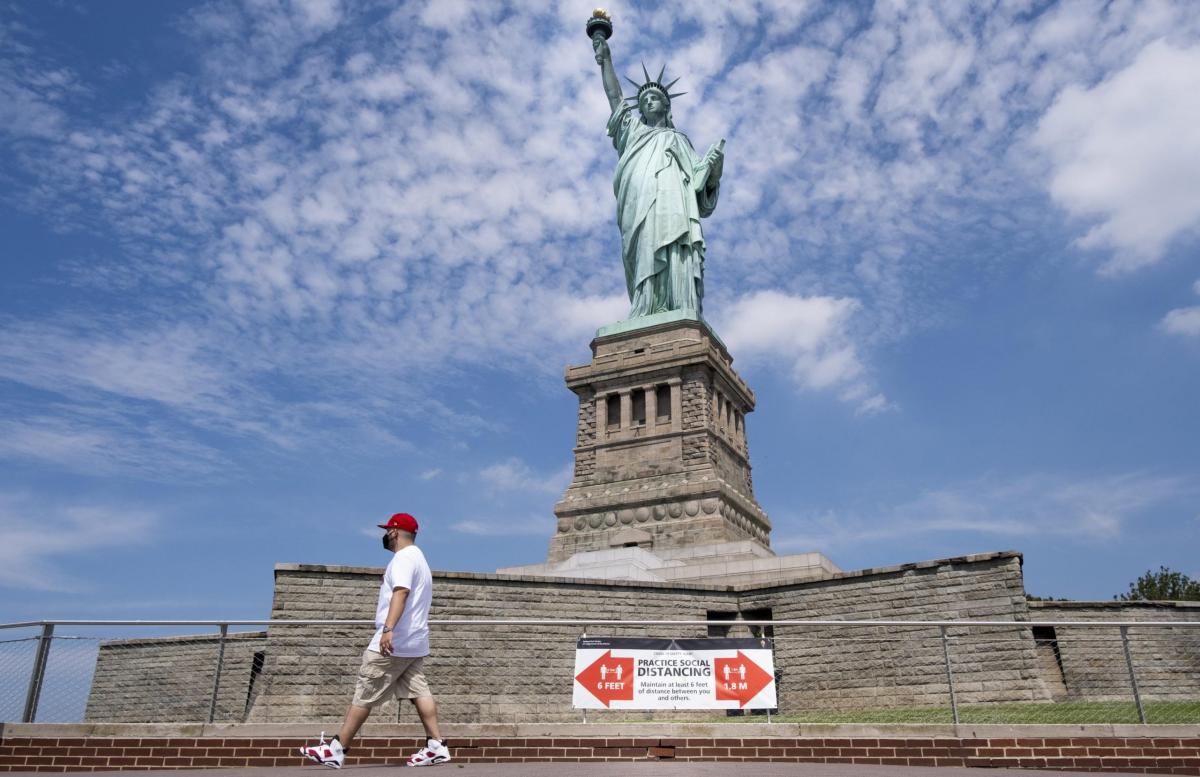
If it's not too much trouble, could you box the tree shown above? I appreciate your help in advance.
[1115,566,1200,602]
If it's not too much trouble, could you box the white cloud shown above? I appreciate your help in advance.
[293,0,341,31]
[419,468,443,481]
[718,290,887,412]
[0,493,158,591]
[1161,306,1200,337]
[4,0,1200,482]
[450,514,555,537]
[551,294,630,340]
[1033,41,1200,273]
[478,458,571,495]
[776,472,1191,553]
[1160,279,1200,337]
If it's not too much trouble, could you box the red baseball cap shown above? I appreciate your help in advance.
[377,512,419,533]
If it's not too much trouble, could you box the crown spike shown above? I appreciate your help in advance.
[657,64,666,82]
[624,75,642,89]
[664,77,681,90]
[641,62,651,82]
[668,92,687,99]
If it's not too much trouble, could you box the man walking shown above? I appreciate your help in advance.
[301,513,451,768]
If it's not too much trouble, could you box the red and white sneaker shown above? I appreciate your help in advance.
[407,738,451,767]
[300,732,345,768]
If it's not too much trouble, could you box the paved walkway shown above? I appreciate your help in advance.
[4,765,1148,776]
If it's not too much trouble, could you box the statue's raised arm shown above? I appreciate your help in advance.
[585,10,726,322]
[589,11,623,113]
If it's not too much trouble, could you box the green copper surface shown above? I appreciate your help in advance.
[590,17,726,328]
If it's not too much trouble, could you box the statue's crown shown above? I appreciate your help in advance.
[624,63,686,108]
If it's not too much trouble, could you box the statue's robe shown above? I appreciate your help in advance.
[608,102,719,317]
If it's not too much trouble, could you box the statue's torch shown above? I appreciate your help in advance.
[587,8,613,43]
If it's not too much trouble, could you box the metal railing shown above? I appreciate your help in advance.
[2,618,1198,726]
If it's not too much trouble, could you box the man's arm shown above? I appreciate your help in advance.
[593,36,623,114]
[378,586,409,656]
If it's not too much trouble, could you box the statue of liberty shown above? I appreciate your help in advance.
[589,11,725,320]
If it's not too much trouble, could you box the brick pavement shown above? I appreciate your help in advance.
[0,764,1159,776]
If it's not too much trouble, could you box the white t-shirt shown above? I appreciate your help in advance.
[367,544,432,657]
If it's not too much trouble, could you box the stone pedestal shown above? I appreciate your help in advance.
[547,318,771,563]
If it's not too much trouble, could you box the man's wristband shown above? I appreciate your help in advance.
[382,626,393,633]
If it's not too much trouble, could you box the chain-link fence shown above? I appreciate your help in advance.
[2,619,1197,725]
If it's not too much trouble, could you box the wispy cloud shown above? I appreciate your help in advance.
[0,492,158,592]
[0,16,76,140]
[0,411,226,478]
[478,458,571,495]
[450,514,555,538]
[775,472,1194,553]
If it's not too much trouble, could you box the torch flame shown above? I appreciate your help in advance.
[592,8,610,20]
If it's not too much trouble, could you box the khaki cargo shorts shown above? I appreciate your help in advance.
[351,649,432,708]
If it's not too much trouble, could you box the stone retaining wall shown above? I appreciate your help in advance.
[1029,601,1200,702]
[243,551,1044,723]
[78,552,1199,725]
[85,633,267,723]
[743,553,1046,711]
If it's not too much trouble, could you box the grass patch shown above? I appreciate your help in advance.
[705,700,1200,725]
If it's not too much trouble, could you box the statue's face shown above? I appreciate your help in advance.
[639,90,668,123]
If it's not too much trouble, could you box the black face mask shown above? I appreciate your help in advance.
[382,532,392,551]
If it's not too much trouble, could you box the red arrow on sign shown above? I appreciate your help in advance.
[714,651,774,707]
[574,650,635,707]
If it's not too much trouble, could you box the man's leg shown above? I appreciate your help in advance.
[337,704,371,748]
[412,696,442,742]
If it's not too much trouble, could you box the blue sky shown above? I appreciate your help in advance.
[1,0,1198,623]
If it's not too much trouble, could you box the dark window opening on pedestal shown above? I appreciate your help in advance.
[632,389,646,426]
[1032,625,1059,651]
[741,607,774,639]
[706,610,737,637]
[656,384,671,421]
[1032,625,1067,687]
[244,650,266,719]
[606,395,620,428]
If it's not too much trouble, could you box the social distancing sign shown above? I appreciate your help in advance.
[573,637,776,710]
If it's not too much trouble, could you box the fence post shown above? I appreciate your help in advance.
[580,629,588,724]
[208,624,229,723]
[940,626,959,725]
[22,623,55,723]
[1119,625,1147,724]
